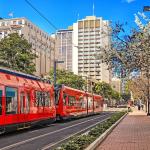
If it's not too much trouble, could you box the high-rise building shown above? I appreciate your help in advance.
[56,28,73,71]
[0,17,55,76]
[111,77,121,93]
[73,16,111,83]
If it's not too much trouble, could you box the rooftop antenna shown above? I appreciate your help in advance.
[77,13,80,20]
[93,2,95,16]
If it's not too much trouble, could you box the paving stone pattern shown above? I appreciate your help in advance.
[97,108,150,150]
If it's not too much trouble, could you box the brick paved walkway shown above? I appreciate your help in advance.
[96,108,150,150]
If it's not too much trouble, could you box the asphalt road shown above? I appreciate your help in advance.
[0,112,114,150]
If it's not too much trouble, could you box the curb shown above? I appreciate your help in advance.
[85,112,128,150]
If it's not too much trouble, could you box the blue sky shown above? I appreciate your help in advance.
[0,0,150,34]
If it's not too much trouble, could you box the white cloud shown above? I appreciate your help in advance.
[126,0,136,3]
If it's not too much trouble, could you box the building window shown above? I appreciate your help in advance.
[25,21,27,25]
[18,20,22,25]
[6,87,18,114]
[90,20,94,28]
[84,20,88,28]
[13,21,17,25]
[95,20,100,28]
[28,23,30,27]
[6,21,10,26]
[78,21,83,29]
[1,22,5,26]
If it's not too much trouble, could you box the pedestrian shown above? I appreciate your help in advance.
[141,104,144,110]
[127,103,131,112]
[137,99,141,111]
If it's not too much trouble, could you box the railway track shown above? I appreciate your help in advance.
[0,112,114,150]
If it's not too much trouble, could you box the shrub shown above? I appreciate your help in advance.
[89,127,104,137]
[56,111,126,150]
[128,108,132,112]
[73,135,95,150]
[61,141,80,150]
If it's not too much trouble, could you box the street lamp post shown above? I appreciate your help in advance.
[143,6,150,115]
[146,69,150,116]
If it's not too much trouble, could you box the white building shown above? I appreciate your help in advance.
[111,77,121,93]
[72,16,111,83]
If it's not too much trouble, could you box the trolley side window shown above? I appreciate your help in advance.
[35,91,44,107]
[35,91,51,107]
[63,92,67,106]
[94,100,100,108]
[79,97,85,108]
[0,90,2,115]
[26,92,30,113]
[6,87,18,114]
[68,96,76,106]
[44,92,51,107]
[35,91,40,106]
[20,92,24,113]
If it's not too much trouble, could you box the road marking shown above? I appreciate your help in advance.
[41,117,109,150]
[0,114,110,150]
[29,124,56,133]
[30,129,39,133]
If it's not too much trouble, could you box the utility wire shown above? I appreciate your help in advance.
[24,0,77,46]
[24,0,104,82]
[25,0,58,30]
[24,0,75,44]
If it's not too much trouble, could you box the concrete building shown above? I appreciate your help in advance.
[56,28,73,71]
[72,16,111,83]
[111,77,121,93]
[0,17,55,76]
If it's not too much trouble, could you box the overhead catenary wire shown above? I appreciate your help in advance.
[24,0,58,30]
[24,0,77,46]
[24,0,108,84]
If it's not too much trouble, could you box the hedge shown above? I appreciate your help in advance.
[55,111,126,150]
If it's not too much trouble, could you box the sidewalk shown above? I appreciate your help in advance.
[96,107,150,150]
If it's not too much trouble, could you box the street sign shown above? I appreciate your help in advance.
[56,60,64,63]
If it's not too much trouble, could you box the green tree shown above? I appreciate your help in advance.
[93,81,121,99]
[121,93,131,102]
[93,81,113,99]
[98,13,150,111]
[111,90,121,101]
[0,33,37,74]
[49,69,86,90]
